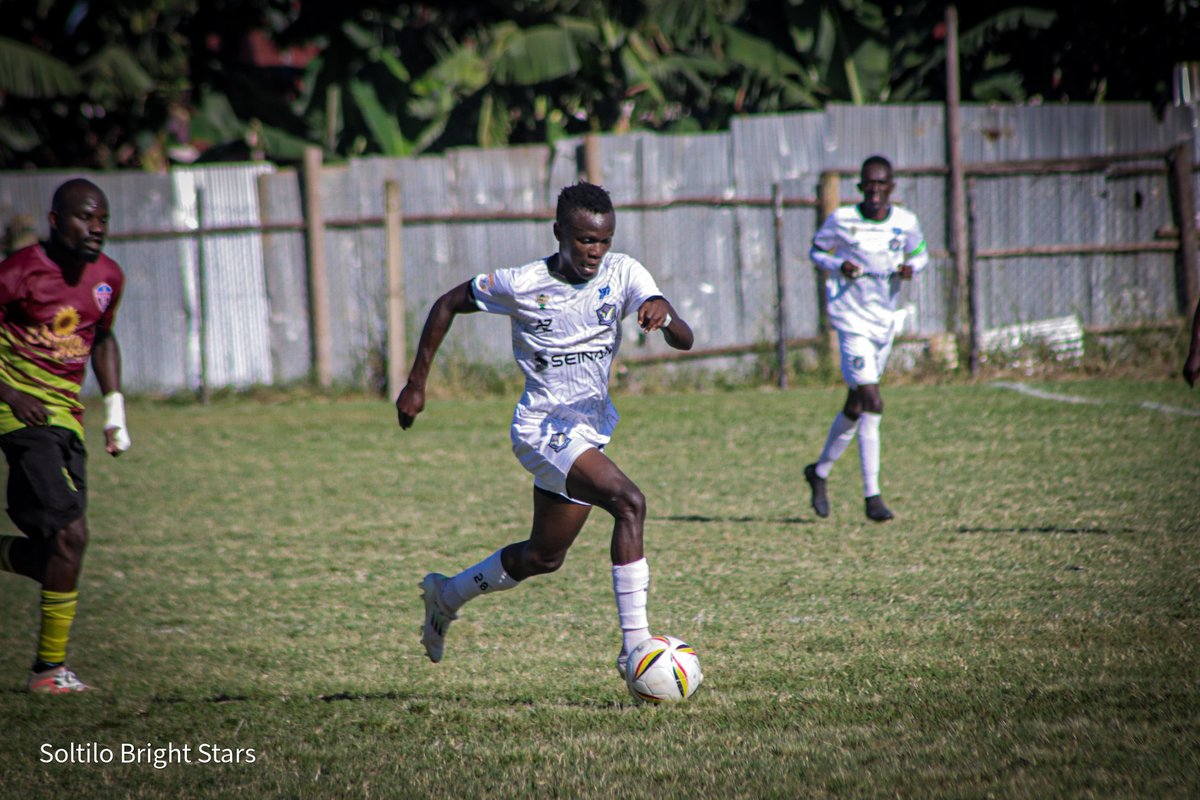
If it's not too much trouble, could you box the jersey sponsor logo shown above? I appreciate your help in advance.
[93,283,114,312]
[598,285,611,299]
[530,318,553,334]
[548,431,571,452]
[595,302,616,326]
[533,346,613,372]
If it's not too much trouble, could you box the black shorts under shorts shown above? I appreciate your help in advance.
[0,426,87,538]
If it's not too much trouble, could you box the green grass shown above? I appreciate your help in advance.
[1,379,1198,798]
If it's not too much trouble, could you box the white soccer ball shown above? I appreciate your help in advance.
[625,635,703,703]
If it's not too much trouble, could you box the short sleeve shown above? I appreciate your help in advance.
[471,269,519,316]
[621,257,663,318]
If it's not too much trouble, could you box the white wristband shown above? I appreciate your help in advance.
[661,313,673,330]
[103,391,131,452]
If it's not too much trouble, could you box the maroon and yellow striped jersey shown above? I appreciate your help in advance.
[0,244,125,441]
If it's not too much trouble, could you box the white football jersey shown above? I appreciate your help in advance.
[471,252,663,424]
[810,204,928,341]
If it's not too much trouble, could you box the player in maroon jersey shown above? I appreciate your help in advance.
[0,179,130,693]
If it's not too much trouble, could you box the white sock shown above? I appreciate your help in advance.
[816,412,859,479]
[612,558,650,655]
[857,412,882,497]
[442,549,518,612]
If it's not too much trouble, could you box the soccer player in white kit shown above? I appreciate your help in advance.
[396,182,694,677]
[804,156,928,522]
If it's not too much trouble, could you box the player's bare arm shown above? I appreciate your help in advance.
[637,298,693,351]
[396,280,479,429]
[91,329,127,457]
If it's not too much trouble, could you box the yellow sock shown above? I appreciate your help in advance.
[0,536,16,573]
[37,590,79,667]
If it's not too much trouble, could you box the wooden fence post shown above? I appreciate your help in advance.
[772,182,789,389]
[584,133,602,185]
[1168,141,1199,317]
[817,171,840,371]
[945,5,971,350]
[303,146,333,388]
[385,180,407,401]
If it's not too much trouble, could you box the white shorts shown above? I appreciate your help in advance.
[510,408,615,504]
[837,330,894,388]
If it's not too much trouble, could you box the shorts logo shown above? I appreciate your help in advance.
[93,283,114,312]
[548,431,571,452]
[852,356,865,369]
[596,302,616,325]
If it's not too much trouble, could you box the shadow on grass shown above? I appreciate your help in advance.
[137,690,628,709]
[652,514,812,525]
[956,525,1132,535]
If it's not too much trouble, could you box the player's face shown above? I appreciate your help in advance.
[857,164,894,220]
[553,208,615,283]
[50,187,109,264]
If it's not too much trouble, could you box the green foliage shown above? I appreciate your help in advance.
[1,1,1197,166]
[0,36,81,98]
[0,381,1196,796]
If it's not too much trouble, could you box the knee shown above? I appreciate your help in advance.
[610,483,646,524]
[524,547,567,576]
[55,519,88,561]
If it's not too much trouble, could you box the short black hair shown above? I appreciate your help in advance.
[556,181,613,224]
[51,178,105,215]
[860,155,893,180]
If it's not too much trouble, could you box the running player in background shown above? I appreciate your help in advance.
[0,179,130,693]
[396,181,693,678]
[803,156,928,522]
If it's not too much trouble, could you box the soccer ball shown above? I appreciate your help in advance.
[625,635,703,703]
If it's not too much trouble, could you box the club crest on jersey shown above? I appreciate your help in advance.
[536,293,549,310]
[596,302,616,326]
[548,431,571,452]
[93,282,114,312]
[890,228,904,252]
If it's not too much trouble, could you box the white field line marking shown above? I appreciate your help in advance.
[1139,402,1200,418]
[992,382,1200,417]
[991,381,1100,405]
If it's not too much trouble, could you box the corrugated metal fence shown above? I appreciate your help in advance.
[1,103,1196,395]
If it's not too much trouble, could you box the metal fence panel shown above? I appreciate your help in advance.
[1,103,1194,393]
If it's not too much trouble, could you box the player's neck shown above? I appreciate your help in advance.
[857,203,890,222]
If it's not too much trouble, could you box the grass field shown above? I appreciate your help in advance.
[1,379,1197,798]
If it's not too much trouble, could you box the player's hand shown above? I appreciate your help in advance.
[396,382,426,429]
[104,427,125,457]
[840,261,863,279]
[896,264,914,280]
[637,297,672,333]
[0,386,50,427]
